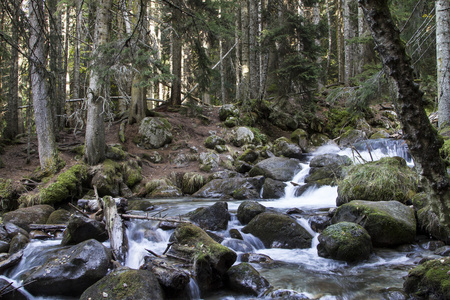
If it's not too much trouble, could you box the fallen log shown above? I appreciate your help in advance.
[103,196,128,263]
[29,224,67,231]
[120,214,190,224]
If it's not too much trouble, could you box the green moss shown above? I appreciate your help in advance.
[324,108,355,138]
[338,157,418,204]
[405,258,450,299]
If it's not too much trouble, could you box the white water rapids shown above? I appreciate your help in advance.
[4,139,435,300]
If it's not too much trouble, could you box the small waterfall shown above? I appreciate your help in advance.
[188,278,201,300]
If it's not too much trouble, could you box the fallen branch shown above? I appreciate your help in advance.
[120,214,190,224]
[29,224,67,231]
[146,248,162,258]
[68,202,90,218]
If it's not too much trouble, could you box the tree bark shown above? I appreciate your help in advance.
[359,0,450,242]
[103,196,128,263]
[84,0,111,165]
[436,0,450,127]
[29,0,61,171]
[170,2,182,107]
[343,0,357,85]
[337,0,345,83]
[5,0,19,140]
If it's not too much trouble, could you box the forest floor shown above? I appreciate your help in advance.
[0,104,290,188]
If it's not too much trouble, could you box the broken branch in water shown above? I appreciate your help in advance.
[120,214,190,224]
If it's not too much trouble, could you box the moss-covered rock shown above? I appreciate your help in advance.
[291,128,309,152]
[80,268,164,300]
[0,178,17,211]
[168,223,237,293]
[262,178,286,199]
[336,157,418,206]
[227,262,271,296]
[273,137,303,159]
[35,164,89,206]
[219,104,240,121]
[3,205,55,231]
[204,135,226,149]
[199,151,220,172]
[306,154,352,186]
[122,158,142,188]
[224,116,238,128]
[106,144,127,160]
[237,149,259,163]
[182,172,206,194]
[136,117,173,149]
[317,222,372,262]
[233,127,255,147]
[91,160,123,197]
[237,200,266,225]
[61,215,108,245]
[403,257,450,300]
[242,212,313,249]
[332,200,416,247]
[249,157,302,182]
[46,209,71,224]
[309,133,330,147]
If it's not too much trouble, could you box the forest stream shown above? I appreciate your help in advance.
[2,139,438,300]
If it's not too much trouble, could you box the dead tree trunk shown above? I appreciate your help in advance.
[103,196,128,262]
[359,0,450,243]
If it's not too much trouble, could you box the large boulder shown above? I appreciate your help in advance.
[317,222,373,262]
[403,257,450,300]
[122,158,143,188]
[22,239,112,296]
[80,268,164,300]
[3,205,54,231]
[249,157,302,182]
[291,129,309,152]
[237,201,266,225]
[233,127,255,147]
[338,129,367,147]
[167,223,237,293]
[336,157,418,206]
[140,257,191,298]
[189,201,231,231]
[193,177,264,200]
[219,104,240,121]
[273,137,303,159]
[61,215,108,246]
[332,200,416,247]
[136,117,173,149]
[91,159,123,197]
[262,178,286,199]
[242,212,313,249]
[305,154,352,186]
[226,262,271,296]
[199,151,220,172]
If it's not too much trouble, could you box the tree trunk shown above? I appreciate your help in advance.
[5,0,19,140]
[436,0,450,128]
[29,0,61,171]
[170,3,182,107]
[85,0,111,165]
[129,74,147,124]
[241,0,250,101]
[343,0,357,85]
[103,196,128,263]
[359,0,450,242]
[337,0,345,83]
[248,0,259,99]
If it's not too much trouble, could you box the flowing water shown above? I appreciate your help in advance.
[4,139,435,299]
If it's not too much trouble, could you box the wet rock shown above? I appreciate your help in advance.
[226,262,271,296]
[332,200,416,247]
[61,215,108,246]
[317,222,373,262]
[229,229,243,240]
[80,268,164,300]
[140,257,190,298]
[0,278,28,300]
[222,238,254,252]
[0,241,9,253]
[23,239,112,297]
[336,157,418,206]
[148,184,183,198]
[136,117,173,149]
[91,159,123,197]
[2,223,29,240]
[167,223,237,293]
[8,233,29,255]
[269,289,310,299]
[3,205,55,231]
[291,129,309,152]
[338,129,367,147]
[273,137,303,159]
[403,257,450,300]
[309,214,331,233]
[242,212,313,249]
[434,246,450,256]
[233,127,255,147]
[249,157,302,182]
[193,177,264,200]
[240,253,273,264]
[262,178,286,199]
[189,201,231,231]
[219,104,240,121]
[305,154,352,186]
[128,199,155,211]
[237,201,266,225]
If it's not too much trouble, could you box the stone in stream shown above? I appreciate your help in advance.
[248,157,302,182]
[237,200,266,225]
[61,214,108,246]
[317,221,373,262]
[80,268,164,300]
[242,212,313,249]
[226,262,272,296]
[22,239,112,297]
[189,201,230,231]
[2,205,55,232]
[193,176,264,200]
